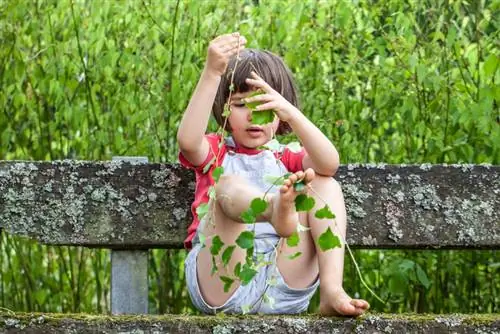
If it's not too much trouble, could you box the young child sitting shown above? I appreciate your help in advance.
[177,32,369,316]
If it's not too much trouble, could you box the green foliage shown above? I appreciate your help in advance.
[286,232,300,247]
[315,205,336,219]
[294,194,316,212]
[235,231,255,250]
[317,227,342,251]
[210,236,225,256]
[1,0,498,315]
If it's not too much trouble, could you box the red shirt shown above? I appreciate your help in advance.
[179,134,305,249]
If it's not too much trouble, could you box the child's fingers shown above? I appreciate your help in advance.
[245,78,273,93]
[252,101,277,111]
[242,93,272,104]
[223,39,247,54]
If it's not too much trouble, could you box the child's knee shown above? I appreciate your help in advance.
[311,176,342,195]
[215,174,246,195]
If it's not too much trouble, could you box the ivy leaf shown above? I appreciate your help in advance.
[287,251,302,260]
[202,156,216,174]
[220,276,235,293]
[245,91,275,125]
[212,166,224,182]
[210,235,225,255]
[285,141,301,153]
[196,203,209,221]
[211,256,218,275]
[236,231,255,249]
[222,245,236,267]
[252,110,275,125]
[315,205,336,219]
[240,208,256,224]
[250,197,267,216]
[234,262,241,277]
[293,181,305,192]
[318,227,341,251]
[222,104,231,117]
[286,232,300,247]
[295,194,315,212]
[239,263,258,285]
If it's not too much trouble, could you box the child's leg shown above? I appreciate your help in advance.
[275,171,370,316]
[196,174,296,307]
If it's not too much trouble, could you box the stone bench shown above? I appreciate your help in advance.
[0,160,499,333]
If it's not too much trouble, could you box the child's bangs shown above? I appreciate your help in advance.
[230,50,283,94]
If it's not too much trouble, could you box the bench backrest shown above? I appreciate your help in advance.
[1,161,498,249]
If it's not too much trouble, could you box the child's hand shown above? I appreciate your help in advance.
[205,32,246,77]
[243,71,301,123]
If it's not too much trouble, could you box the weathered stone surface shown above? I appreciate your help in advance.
[0,161,498,249]
[0,312,498,334]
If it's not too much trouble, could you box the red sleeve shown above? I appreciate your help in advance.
[279,147,306,172]
[178,133,223,173]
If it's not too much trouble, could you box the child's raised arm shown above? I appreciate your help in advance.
[177,33,246,166]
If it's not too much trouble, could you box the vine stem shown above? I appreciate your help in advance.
[307,185,385,304]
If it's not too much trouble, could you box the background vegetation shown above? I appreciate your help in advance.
[1,0,498,314]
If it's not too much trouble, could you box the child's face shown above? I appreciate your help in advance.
[228,91,279,149]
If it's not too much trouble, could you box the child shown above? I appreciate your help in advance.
[177,32,369,316]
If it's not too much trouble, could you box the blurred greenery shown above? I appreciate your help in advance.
[0,0,498,314]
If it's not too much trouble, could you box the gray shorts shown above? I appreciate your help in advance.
[185,242,319,314]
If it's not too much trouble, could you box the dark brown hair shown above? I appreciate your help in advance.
[212,49,299,134]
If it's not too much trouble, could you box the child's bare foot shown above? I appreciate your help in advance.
[319,287,370,317]
[270,169,315,237]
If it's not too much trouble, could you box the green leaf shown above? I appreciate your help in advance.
[211,256,218,275]
[196,203,209,221]
[295,194,315,212]
[287,251,302,260]
[239,264,258,285]
[222,104,231,117]
[212,166,224,182]
[293,181,305,192]
[416,264,431,289]
[240,208,256,224]
[317,227,341,251]
[236,231,255,249]
[252,110,275,125]
[202,156,216,174]
[250,198,267,215]
[286,232,300,247]
[234,262,241,276]
[315,205,336,219]
[222,245,236,267]
[220,276,235,293]
[210,235,225,256]
[244,90,264,110]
